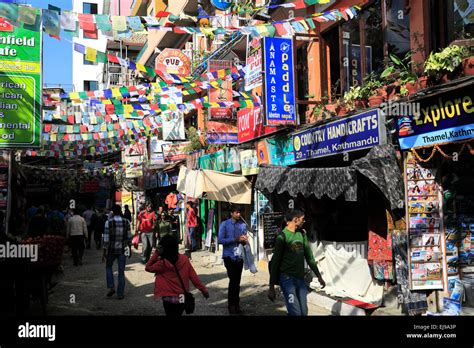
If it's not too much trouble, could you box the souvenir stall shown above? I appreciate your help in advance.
[397,83,474,314]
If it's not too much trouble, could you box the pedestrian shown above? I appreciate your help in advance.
[92,209,107,250]
[155,212,173,244]
[123,205,132,223]
[82,206,95,249]
[186,202,198,252]
[48,205,65,236]
[267,209,326,316]
[102,204,132,300]
[27,206,49,237]
[66,209,88,266]
[145,235,209,317]
[137,203,157,264]
[217,206,248,315]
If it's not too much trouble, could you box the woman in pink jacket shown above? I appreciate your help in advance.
[145,235,209,317]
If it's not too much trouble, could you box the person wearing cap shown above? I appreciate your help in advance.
[218,206,248,315]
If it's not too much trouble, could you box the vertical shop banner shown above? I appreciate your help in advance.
[245,34,262,91]
[263,37,297,126]
[405,152,445,290]
[162,142,190,162]
[162,110,185,141]
[198,148,240,173]
[237,107,278,143]
[240,149,259,176]
[208,59,233,120]
[293,109,386,161]
[205,208,215,248]
[155,48,191,76]
[397,85,474,150]
[0,19,42,147]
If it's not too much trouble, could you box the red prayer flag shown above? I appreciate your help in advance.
[107,54,120,64]
[155,11,171,18]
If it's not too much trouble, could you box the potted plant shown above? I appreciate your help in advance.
[381,52,418,97]
[424,45,469,82]
[361,74,385,107]
[463,55,474,76]
[343,85,366,111]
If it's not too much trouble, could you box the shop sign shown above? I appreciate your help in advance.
[155,48,191,76]
[206,120,238,144]
[263,37,297,126]
[198,147,240,173]
[245,34,262,91]
[256,134,296,166]
[398,86,474,150]
[240,149,259,176]
[293,109,386,161]
[162,110,185,141]
[0,21,42,148]
[237,107,278,143]
[162,142,190,162]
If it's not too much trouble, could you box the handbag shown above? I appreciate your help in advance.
[132,233,140,249]
[173,263,195,314]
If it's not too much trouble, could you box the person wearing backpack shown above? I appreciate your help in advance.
[267,209,326,316]
[145,235,209,317]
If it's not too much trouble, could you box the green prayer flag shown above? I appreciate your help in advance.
[96,51,108,63]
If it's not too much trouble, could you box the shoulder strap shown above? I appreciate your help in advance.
[172,260,188,294]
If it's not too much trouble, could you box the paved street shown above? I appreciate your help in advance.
[44,246,331,316]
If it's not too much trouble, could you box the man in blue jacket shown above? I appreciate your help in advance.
[218,206,247,315]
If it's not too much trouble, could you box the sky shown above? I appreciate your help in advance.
[27,0,73,88]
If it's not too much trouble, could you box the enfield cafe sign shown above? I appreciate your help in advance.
[0,18,42,148]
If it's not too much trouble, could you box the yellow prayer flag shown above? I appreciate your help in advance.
[69,92,80,100]
[85,47,97,63]
[112,88,121,98]
[50,134,57,142]
[136,63,147,73]
[124,104,134,114]
[66,126,73,133]
[82,134,88,141]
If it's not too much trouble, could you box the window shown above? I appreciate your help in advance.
[83,55,97,66]
[323,0,409,94]
[84,81,98,91]
[83,3,98,15]
[430,0,473,51]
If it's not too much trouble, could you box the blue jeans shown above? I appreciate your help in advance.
[189,227,197,250]
[106,253,126,296]
[279,273,308,316]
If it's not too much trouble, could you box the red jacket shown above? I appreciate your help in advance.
[187,208,197,228]
[145,253,207,298]
[138,211,156,233]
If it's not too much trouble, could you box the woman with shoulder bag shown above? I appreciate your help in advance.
[145,235,209,317]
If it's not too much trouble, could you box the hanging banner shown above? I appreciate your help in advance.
[292,109,386,162]
[263,37,297,126]
[245,34,262,91]
[198,147,240,173]
[0,19,42,148]
[125,155,143,178]
[149,137,170,168]
[240,149,259,176]
[162,110,185,141]
[397,85,474,150]
[155,48,191,76]
[237,106,278,143]
[162,142,190,162]
[208,59,233,120]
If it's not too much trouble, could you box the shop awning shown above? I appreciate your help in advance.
[177,166,252,204]
[255,145,404,211]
